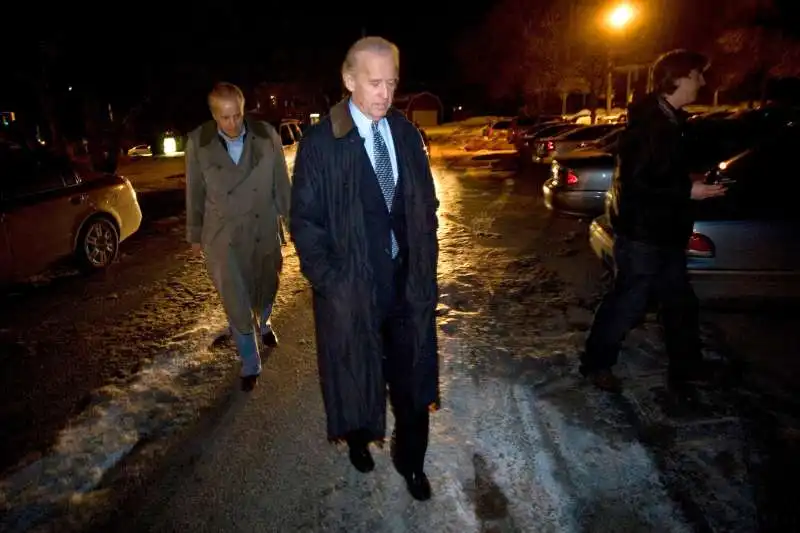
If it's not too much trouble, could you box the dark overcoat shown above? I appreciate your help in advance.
[290,99,440,442]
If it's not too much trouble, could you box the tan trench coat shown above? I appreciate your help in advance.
[185,117,291,332]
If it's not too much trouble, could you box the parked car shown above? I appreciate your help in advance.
[544,111,794,218]
[0,141,142,285]
[508,114,563,145]
[588,128,800,301]
[126,144,152,158]
[543,150,616,217]
[249,116,304,174]
[516,122,582,158]
[532,124,621,164]
[574,127,623,154]
[482,118,512,141]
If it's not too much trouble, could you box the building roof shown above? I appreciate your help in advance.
[393,91,443,110]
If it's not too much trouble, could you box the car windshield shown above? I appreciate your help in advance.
[516,116,538,127]
[596,129,622,147]
[562,125,619,141]
[694,128,800,221]
[684,119,778,170]
[537,124,575,138]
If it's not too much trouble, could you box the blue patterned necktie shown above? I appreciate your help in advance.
[371,121,399,258]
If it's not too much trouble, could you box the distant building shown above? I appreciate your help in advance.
[1,111,15,127]
[249,82,329,124]
[392,92,443,127]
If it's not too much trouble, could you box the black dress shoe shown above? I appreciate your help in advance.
[348,444,375,473]
[240,374,259,392]
[668,360,719,388]
[261,329,278,348]
[403,471,432,501]
[580,367,623,393]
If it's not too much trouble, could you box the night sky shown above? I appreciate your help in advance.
[4,1,494,109]
[3,0,799,120]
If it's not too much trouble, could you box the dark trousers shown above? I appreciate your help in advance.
[581,236,702,378]
[376,255,430,474]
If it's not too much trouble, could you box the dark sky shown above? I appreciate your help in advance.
[5,0,798,116]
[12,2,493,92]
[2,0,494,115]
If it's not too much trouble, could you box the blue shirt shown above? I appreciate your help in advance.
[349,99,398,184]
[219,125,246,165]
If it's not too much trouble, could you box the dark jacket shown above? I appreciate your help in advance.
[609,94,693,248]
[289,99,440,442]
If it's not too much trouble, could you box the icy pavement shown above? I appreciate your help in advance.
[106,161,726,533]
[0,145,768,532]
[0,260,235,531]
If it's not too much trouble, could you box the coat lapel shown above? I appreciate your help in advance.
[207,135,238,172]
[226,128,266,194]
[387,118,414,207]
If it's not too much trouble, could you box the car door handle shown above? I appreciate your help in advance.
[70,194,87,205]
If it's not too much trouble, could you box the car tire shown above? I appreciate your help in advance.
[76,216,120,273]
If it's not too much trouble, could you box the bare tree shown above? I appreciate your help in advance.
[456,0,662,114]
[455,0,560,109]
[706,0,800,105]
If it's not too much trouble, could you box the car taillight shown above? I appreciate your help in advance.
[566,171,579,185]
[546,141,555,151]
[687,232,714,258]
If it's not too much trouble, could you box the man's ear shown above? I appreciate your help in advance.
[343,72,356,93]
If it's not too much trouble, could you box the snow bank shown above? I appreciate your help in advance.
[0,309,231,531]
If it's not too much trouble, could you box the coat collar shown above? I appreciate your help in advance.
[198,115,272,147]
[330,97,406,139]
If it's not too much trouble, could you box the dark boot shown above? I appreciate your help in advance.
[580,367,623,393]
[346,430,374,473]
[240,374,259,392]
[261,329,279,348]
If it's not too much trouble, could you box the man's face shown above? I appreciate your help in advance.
[211,97,244,138]
[675,69,706,106]
[344,50,398,121]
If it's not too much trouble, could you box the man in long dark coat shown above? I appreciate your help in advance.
[186,82,291,392]
[290,36,440,501]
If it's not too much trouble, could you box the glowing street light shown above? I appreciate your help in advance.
[607,4,635,30]
[603,4,637,115]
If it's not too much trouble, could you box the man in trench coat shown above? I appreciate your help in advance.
[290,37,440,501]
[186,82,291,392]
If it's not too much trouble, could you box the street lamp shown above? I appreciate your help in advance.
[607,4,635,30]
[604,3,637,115]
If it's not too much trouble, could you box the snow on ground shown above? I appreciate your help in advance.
[424,117,516,153]
[299,165,694,532]
[0,135,493,529]
[0,133,758,532]
[424,116,499,138]
[0,304,233,530]
[435,169,690,532]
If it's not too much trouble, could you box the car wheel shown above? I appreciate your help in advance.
[77,216,120,272]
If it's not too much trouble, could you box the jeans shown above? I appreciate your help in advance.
[581,236,701,379]
[230,304,274,377]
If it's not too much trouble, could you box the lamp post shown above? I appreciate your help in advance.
[604,4,636,115]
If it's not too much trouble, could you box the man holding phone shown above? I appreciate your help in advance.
[580,49,727,394]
